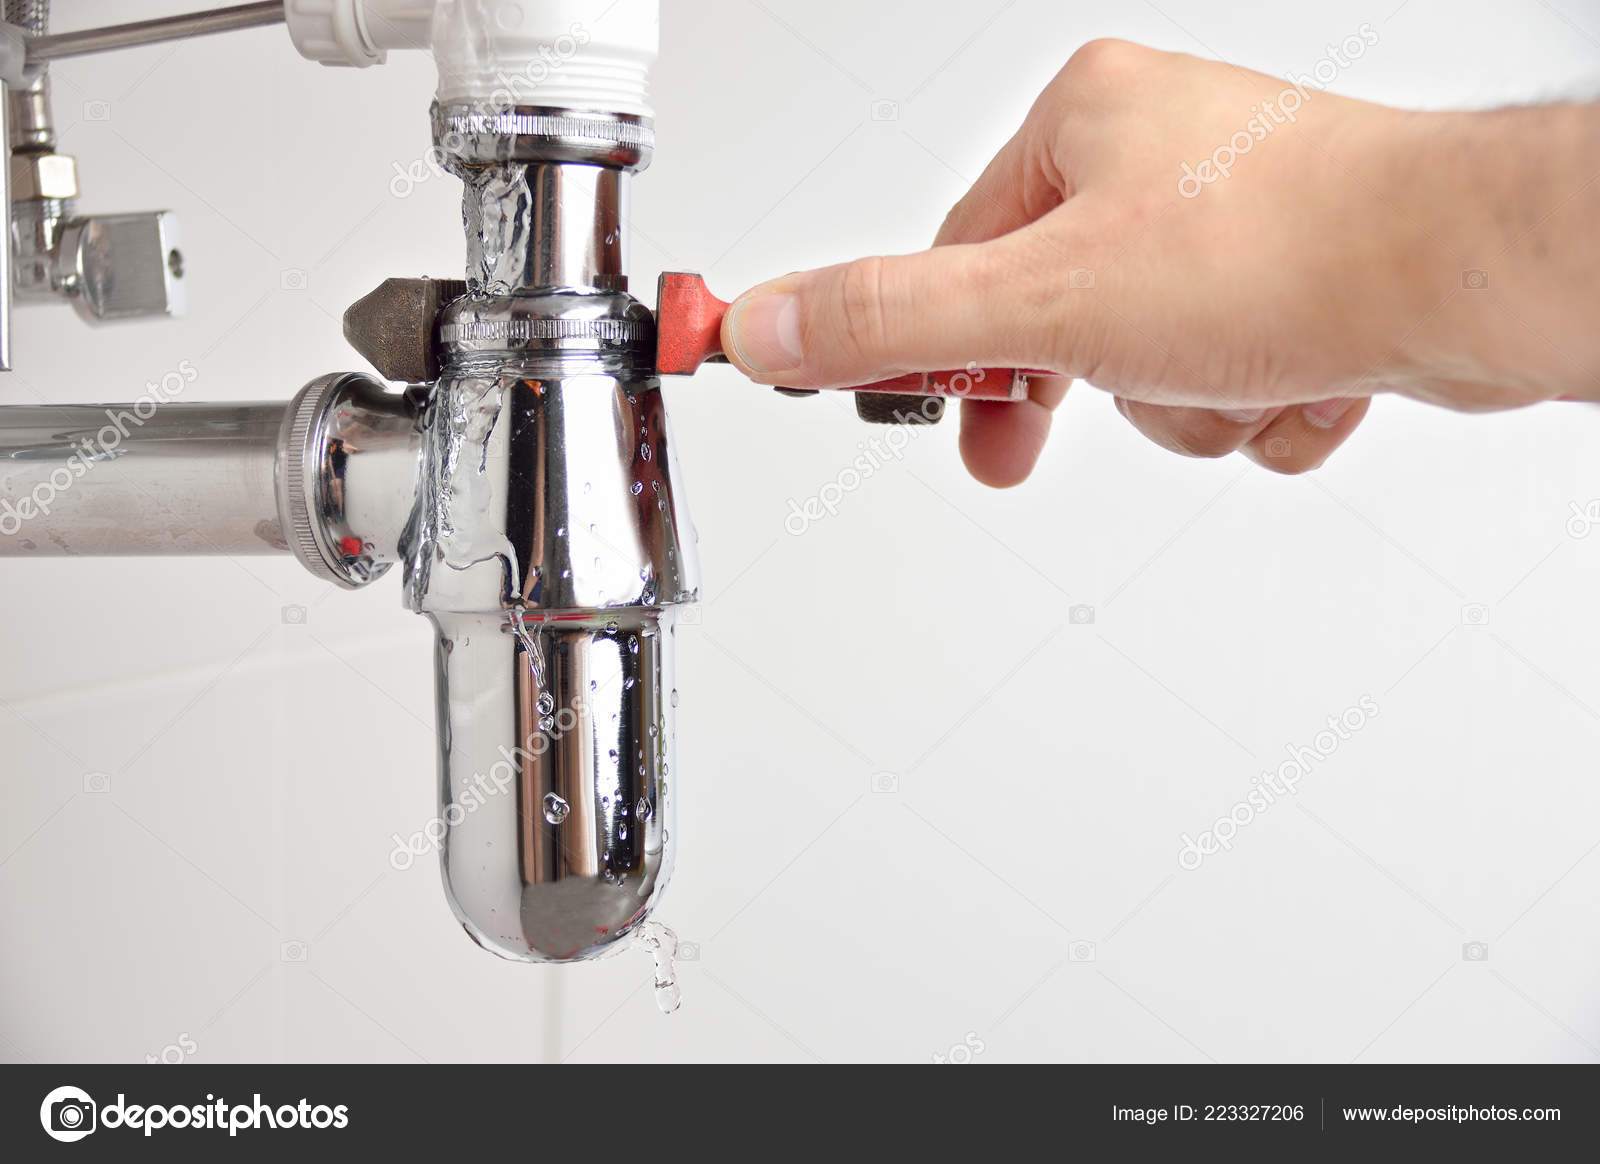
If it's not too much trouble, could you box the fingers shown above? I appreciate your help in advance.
[1115,399,1280,459]
[1243,398,1370,473]
[1116,397,1371,473]
[959,376,1072,488]
[932,131,1058,248]
[720,233,1056,390]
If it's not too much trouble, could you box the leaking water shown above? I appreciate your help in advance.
[637,921,682,1015]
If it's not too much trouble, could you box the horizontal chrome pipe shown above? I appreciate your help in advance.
[0,400,287,554]
[0,374,421,568]
[23,2,284,65]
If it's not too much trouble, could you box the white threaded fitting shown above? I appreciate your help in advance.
[287,1,658,118]
[430,0,657,117]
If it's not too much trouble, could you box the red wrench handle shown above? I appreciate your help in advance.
[655,272,1046,401]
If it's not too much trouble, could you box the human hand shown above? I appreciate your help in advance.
[719,40,1600,484]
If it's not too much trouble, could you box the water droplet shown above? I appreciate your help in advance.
[624,677,636,690]
[636,797,652,820]
[555,526,566,537]
[542,793,570,825]
[638,921,682,1015]
[619,824,628,840]
[628,635,639,654]
[631,481,644,496]
[537,692,554,716]
[583,482,592,494]
[608,748,618,761]
[641,443,652,461]
[671,689,680,708]
[539,715,555,732]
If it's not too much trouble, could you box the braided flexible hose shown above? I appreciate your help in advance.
[4,0,48,38]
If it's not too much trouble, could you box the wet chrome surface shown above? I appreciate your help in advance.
[404,103,699,961]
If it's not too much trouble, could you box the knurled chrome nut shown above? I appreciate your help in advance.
[9,153,78,201]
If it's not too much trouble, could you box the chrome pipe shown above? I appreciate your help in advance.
[0,400,287,554]
[24,2,284,65]
[0,374,421,564]
[462,163,628,291]
[406,105,697,962]
[1,79,12,372]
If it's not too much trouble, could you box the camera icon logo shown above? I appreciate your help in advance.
[1462,941,1490,962]
[677,941,701,962]
[82,101,111,122]
[281,604,308,625]
[280,268,308,291]
[870,99,900,122]
[1461,603,1490,627]
[870,771,900,795]
[1567,500,1600,540]
[1462,269,1489,290]
[40,1085,97,1142]
[1069,940,1097,963]
[1265,437,1293,459]
[83,771,111,794]
[1068,604,1096,626]
[280,940,308,962]
[677,604,703,627]
[1068,267,1096,289]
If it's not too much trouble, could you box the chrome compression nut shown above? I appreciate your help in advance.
[276,373,423,589]
[430,103,654,171]
[8,152,77,200]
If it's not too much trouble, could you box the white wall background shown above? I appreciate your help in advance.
[3,0,1600,1064]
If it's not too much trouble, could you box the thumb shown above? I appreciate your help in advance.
[721,239,1045,389]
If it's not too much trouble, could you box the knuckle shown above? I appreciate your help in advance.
[827,256,893,371]
[1063,38,1144,83]
[1121,403,1240,460]
[1167,420,1244,460]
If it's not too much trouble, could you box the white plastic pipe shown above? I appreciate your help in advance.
[285,0,659,117]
